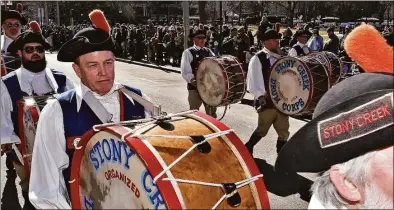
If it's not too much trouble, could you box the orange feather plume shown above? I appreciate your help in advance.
[344,23,393,74]
[29,21,41,33]
[16,3,23,13]
[89,9,111,33]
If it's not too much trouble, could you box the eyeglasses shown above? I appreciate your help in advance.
[6,22,21,28]
[195,36,206,40]
[23,46,45,54]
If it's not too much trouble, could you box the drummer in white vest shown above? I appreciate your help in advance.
[288,29,311,57]
[180,29,217,118]
[1,21,74,210]
[245,29,290,156]
[28,10,155,209]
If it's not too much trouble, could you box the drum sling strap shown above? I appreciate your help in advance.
[83,88,163,124]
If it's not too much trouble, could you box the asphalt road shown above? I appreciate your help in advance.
[1,52,317,209]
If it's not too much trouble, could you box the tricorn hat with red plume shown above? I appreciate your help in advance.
[7,21,50,53]
[57,9,114,62]
[1,3,27,25]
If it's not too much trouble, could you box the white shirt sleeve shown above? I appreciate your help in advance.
[246,55,266,99]
[1,80,21,144]
[288,48,298,57]
[180,50,194,83]
[29,99,72,209]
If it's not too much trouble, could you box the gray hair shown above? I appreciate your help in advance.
[311,151,376,208]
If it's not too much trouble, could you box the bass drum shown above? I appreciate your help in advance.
[196,56,246,107]
[17,95,53,177]
[268,56,330,116]
[305,51,343,86]
[70,111,270,209]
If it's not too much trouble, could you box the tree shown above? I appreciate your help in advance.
[274,1,299,27]
[198,1,208,24]
[377,1,391,24]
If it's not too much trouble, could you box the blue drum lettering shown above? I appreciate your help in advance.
[141,169,165,210]
[84,196,94,210]
[102,139,112,161]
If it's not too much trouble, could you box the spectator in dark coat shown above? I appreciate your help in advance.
[323,27,340,54]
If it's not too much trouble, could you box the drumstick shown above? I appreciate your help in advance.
[344,24,393,74]
[12,144,24,165]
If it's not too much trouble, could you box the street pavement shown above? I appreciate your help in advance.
[1,52,317,209]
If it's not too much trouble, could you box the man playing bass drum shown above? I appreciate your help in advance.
[180,29,217,118]
[245,29,290,156]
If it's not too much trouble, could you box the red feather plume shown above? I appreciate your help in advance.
[89,9,111,33]
[16,3,23,13]
[29,21,41,33]
[344,23,393,74]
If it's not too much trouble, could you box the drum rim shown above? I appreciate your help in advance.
[269,56,315,115]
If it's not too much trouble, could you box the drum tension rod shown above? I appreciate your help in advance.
[222,183,241,207]
[190,135,211,154]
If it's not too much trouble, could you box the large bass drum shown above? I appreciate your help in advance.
[268,56,330,116]
[304,51,343,86]
[70,111,270,209]
[196,56,246,107]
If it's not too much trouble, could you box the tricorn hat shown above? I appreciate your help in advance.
[1,3,27,25]
[57,10,114,62]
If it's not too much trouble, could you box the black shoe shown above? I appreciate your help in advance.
[6,153,14,170]
[244,132,263,156]
[276,140,287,154]
[245,142,254,155]
[22,191,36,210]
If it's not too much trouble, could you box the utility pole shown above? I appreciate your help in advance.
[219,1,223,34]
[44,1,48,25]
[182,1,190,50]
[56,1,60,25]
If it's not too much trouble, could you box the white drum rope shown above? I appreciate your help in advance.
[162,174,264,209]
[93,110,198,132]
[151,129,234,184]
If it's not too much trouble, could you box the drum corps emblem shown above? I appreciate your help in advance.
[269,57,312,115]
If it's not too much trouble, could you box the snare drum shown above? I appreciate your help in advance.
[196,56,246,107]
[70,111,270,209]
[269,56,330,115]
[17,95,53,177]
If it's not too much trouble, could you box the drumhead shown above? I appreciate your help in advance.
[196,58,226,107]
[269,57,313,115]
[71,131,163,209]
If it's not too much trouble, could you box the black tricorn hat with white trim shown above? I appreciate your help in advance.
[275,73,393,173]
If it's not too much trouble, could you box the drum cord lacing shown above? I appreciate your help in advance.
[93,110,198,132]
[129,129,234,184]
[162,174,264,209]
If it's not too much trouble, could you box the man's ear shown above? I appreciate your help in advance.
[329,166,362,202]
[17,50,22,57]
[72,63,81,79]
